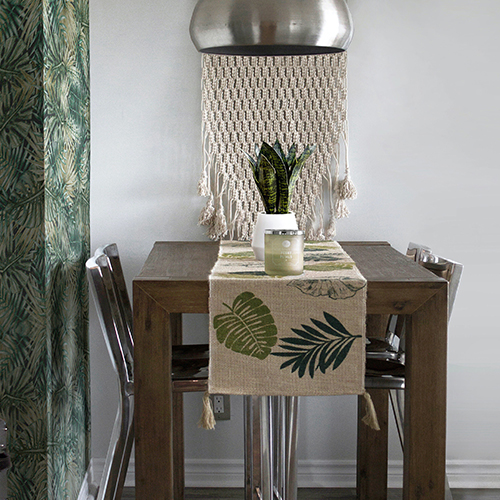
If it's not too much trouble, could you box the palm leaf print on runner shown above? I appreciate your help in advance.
[213,291,278,360]
[209,241,366,397]
[272,312,362,378]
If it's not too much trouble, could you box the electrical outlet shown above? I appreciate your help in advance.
[211,394,230,420]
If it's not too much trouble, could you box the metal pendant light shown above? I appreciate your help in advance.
[190,0,353,56]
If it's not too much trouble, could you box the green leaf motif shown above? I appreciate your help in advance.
[214,292,278,360]
[304,250,345,262]
[218,271,268,279]
[272,312,361,378]
[288,278,366,300]
[304,262,354,272]
[220,251,256,260]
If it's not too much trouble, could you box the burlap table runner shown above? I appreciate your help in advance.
[208,241,368,397]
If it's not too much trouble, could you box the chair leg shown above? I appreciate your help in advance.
[98,395,133,500]
[274,396,299,500]
[114,416,134,500]
[244,396,272,500]
[356,388,389,500]
[260,396,274,500]
[389,389,404,450]
[244,396,299,500]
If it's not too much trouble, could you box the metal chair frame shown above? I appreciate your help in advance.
[87,246,135,500]
[87,244,209,500]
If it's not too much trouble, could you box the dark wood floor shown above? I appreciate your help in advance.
[122,487,499,499]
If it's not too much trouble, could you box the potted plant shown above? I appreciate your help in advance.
[243,140,316,260]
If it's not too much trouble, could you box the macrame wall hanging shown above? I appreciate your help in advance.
[197,52,357,241]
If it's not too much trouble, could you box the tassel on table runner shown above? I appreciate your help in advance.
[199,390,378,431]
[199,391,377,431]
[198,391,216,430]
[361,391,380,431]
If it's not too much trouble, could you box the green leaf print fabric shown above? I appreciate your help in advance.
[0,1,90,498]
[209,241,367,396]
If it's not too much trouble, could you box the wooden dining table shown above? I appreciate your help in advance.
[133,240,448,500]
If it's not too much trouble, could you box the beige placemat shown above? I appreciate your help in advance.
[208,241,367,397]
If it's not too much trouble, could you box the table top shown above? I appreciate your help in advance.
[134,241,446,315]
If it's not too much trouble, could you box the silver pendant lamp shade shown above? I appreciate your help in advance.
[190,0,353,56]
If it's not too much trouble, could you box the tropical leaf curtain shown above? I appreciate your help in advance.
[0,1,90,498]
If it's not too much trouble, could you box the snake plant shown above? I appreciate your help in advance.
[243,140,316,214]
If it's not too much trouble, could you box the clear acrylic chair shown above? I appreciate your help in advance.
[86,244,209,500]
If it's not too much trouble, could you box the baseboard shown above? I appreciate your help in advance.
[446,460,500,489]
[90,457,500,490]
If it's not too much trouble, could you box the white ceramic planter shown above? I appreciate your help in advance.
[251,212,298,260]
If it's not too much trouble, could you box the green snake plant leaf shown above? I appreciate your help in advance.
[244,141,315,214]
[242,149,256,170]
[272,312,361,378]
[260,141,290,213]
[288,144,316,201]
[272,139,287,171]
[214,291,278,360]
[253,152,277,213]
[296,144,317,167]
[286,143,297,167]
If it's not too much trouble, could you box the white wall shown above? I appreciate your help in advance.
[89,0,500,487]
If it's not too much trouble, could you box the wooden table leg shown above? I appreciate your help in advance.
[366,314,390,340]
[357,388,389,500]
[134,283,174,500]
[171,313,184,500]
[404,286,448,500]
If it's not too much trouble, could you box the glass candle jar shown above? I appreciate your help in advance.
[264,229,304,277]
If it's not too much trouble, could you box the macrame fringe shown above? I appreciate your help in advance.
[335,197,350,219]
[198,391,216,430]
[197,53,355,241]
[338,174,357,200]
[207,193,228,239]
[306,227,316,241]
[211,211,227,239]
[361,391,380,431]
[326,219,336,240]
[326,209,337,239]
[198,195,215,226]
[316,228,326,241]
[197,171,211,197]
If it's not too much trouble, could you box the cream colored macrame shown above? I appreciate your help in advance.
[198,53,356,241]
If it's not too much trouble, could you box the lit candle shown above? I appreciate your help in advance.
[264,229,304,277]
